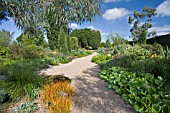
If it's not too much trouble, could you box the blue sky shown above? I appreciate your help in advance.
[0,0,170,42]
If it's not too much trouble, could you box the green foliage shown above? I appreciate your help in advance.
[1,1,102,52]
[70,28,101,49]
[129,7,156,44]
[88,30,101,49]
[109,33,127,46]
[10,41,22,59]
[92,52,112,65]
[17,32,45,47]
[105,39,111,48]
[58,29,69,54]
[70,49,92,58]
[14,101,38,113]
[93,43,170,112]
[0,58,17,76]
[21,45,43,59]
[57,55,72,64]
[99,67,170,113]
[0,46,10,57]
[11,36,44,59]
[111,44,170,79]
[0,29,13,47]
[67,35,71,53]
[0,62,45,100]
[71,37,79,50]
[45,57,59,66]
[100,42,105,47]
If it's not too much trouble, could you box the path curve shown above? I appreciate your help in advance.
[42,52,136,113]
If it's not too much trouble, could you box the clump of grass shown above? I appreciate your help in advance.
[0,62,45,100]
[42,81,74,113]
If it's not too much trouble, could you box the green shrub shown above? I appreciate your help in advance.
[60,58,72,64]
[85,51,93,55]
[45,57,59,65]
[0,46,10,57]
[0,59,17,75]
[99,67,170,113]
[56,55,72,64]
[14,101,38,113]
[70,49,89,58]
[32,59,49,70]
[92,52,112,65]
[21,45,43,59]
[0,62,45,100]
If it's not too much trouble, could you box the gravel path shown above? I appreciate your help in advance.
[42,52,136,113]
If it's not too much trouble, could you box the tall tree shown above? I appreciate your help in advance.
[88,30,101,49]
[58,29,69,54]
[128,7,156,44]
[105,39,111,48]
[1,0,102,50]
[0,0,102,34]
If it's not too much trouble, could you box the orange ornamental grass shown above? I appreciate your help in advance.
[41,81,74,113]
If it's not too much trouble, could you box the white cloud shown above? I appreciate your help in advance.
[149,25,170,36]
[70,23,79,29]
[102,8,130,21]
[156,0,170,16]
[104,0,129,3]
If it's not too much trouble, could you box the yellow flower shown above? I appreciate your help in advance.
[151,54,157,58]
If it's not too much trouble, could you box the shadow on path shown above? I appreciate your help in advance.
[72,65,136,113]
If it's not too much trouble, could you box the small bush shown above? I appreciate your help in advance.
[45,57,59,65]
[70,49,91,58]
[92,52,112,65]
[0,46,10,57]
[56,55,72,64]
[0,62,45,100]
[42,81,74,113]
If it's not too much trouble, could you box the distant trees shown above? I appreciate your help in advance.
[105,39,111,48]
[0,29,14,57]
[0,29,13,47]
[70,28,101,49]
[128,7,157,44]
[108,33,127,46]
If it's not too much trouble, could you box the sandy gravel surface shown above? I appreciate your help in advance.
[42,52,136,113]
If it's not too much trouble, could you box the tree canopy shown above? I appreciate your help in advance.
[128,7,157,44]
[0,0,102,32]
[105,39,111,48]
[70,28,101,49]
